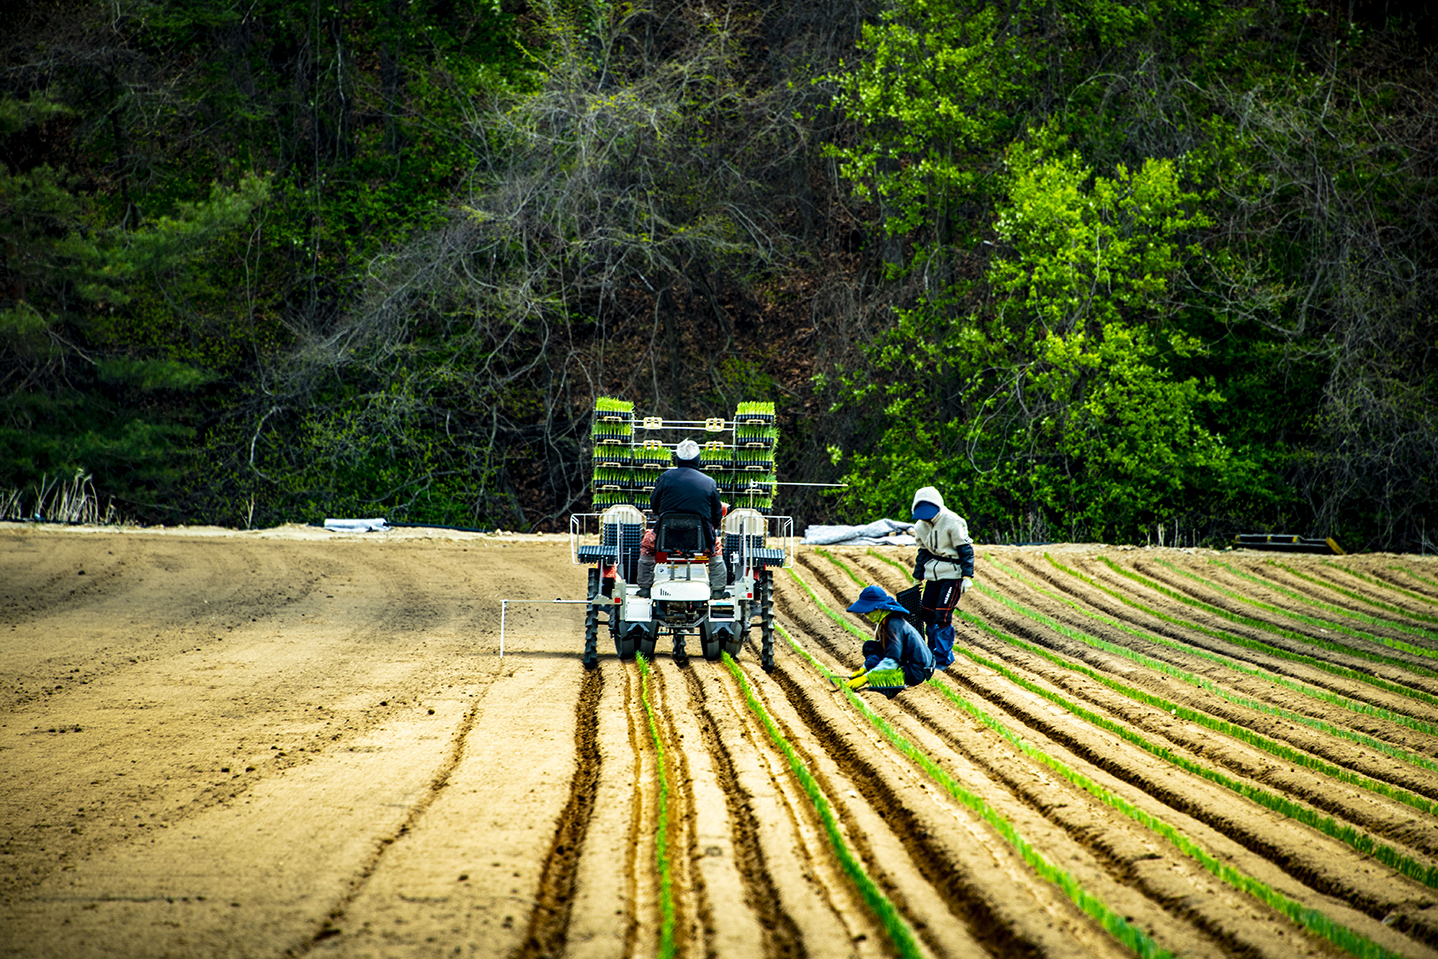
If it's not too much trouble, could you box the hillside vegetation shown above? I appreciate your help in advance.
[1,0,1434,548]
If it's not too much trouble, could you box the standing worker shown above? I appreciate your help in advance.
[842,585,934,695]
[638,438,727,598]
[910,485,975,668]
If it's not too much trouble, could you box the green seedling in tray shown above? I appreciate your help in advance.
[594,396,634,420]
[733,400,776,424]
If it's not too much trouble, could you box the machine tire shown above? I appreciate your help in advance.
[614,624,641,660]
[759,569,775,671]
[582,568,601,669]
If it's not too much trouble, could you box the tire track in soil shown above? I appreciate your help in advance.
[845,551,1438,953]
[293,679,495,953]
[564,661,637,959]
[1007,551,1438,727]
[512,667,604,959]
[684,664,807,959]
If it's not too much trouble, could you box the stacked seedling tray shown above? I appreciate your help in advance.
[731,401,777,512]
[588,398,779,513]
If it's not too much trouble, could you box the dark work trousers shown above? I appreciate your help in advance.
[920,578,962,668]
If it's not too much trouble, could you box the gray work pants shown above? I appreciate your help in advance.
[638,553,727,592]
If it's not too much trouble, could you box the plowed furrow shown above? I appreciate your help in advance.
[1125,557,1438,677]
[1006,551,1438,725]
[769,600,1266,959]
[1188,561,1438,651]
[780,559,1231,957]
[956,587,1438,814]
[513,667,604,959]
[795,549,1438,955]
[714,652,888,956]
[757,637,1155,959]
[851,556,1438,892]
[937,635,1438,935]
[684,665,805,959]
[1073,555,1438,695]
[970,554,1438,764]
[1253,557,1438,626]
[1369,565,1438,603]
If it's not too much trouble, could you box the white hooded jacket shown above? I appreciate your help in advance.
[910,486,974,581]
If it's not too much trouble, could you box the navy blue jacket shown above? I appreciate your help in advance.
[651,464,723,548]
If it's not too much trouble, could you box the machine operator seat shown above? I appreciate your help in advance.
[654,511,710,558]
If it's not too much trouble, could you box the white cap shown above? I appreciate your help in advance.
[675,439,701,462]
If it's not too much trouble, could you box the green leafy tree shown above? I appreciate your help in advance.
[835,130,1242,540]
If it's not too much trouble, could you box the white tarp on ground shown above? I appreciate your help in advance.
[802,518,915,546]
[323,517,389,532]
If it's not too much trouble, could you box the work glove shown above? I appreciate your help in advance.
[848,666,868,680]
[846,673,869,690]
[959,576,973,598]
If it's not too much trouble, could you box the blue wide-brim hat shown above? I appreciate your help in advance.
[846,584,909,615]
[911,500,940,521]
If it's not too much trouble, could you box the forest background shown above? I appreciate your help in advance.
[1,0,1434,550]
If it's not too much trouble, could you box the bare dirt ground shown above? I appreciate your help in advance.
[3,523,1438,959]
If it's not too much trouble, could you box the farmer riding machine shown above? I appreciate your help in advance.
[571,399,793,670]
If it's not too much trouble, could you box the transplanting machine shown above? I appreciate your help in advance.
[571,399,793,670]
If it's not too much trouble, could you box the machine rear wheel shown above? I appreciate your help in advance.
[614,627,640,659]
[759,569,775,671]
[582,569,601,669]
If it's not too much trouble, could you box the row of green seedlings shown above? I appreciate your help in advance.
[1098,558,1438,682]
[720,652,924,959]
[1201,559,1438,641]
[1390,564,1438,593]
[639,648,921,959]
[973,552,1438,767]
[1315,561,1438,609]
[636,657,678,959]
[1040,553,1438,713]
[769,616,1172,959]
[837,553,1438,880]
[792,559,1411,959]
[1162,558,1438,657]
[859,552,1438,888]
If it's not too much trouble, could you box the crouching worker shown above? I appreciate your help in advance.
[842,585,934,696]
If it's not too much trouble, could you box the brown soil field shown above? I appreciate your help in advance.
[4,523,1438,959]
